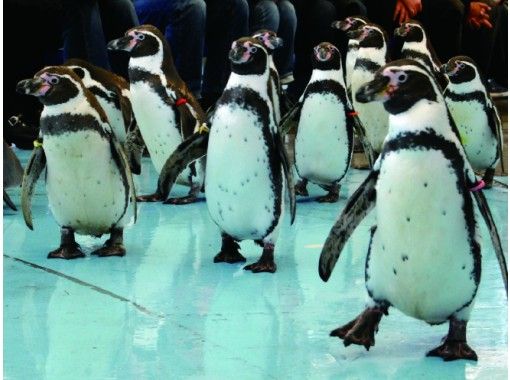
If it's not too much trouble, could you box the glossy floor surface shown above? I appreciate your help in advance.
[4,151,508,380]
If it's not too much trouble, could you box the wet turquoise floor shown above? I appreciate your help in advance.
[4,150,508,379]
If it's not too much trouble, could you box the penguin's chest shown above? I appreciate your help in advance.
[345,48,358,88]
[366,149,478,323]
[295,93,351,185]
[205,105,280,240]
[43,131,127,235]
[446,99,497,169]
[130,82,182,173]
[98,98,127,144]
[270,76,281,124]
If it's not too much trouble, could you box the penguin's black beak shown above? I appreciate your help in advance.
[332,20,350,31]
[108,35,135,52]
[16,77,51,97]
[229,45,247,63]
[346,27,363,40]
[271,36,284,49]
[441,61,457,77]
[315,47,331,62]
[355,74,391,103]
[394,25,407,37]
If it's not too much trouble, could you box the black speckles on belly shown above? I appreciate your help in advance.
[402,255,408,262]
[382,245,385,251]
[462,265,466,270]
[423,182,428,187]
[442,210,447,216]
[244,137,248,143]
[97,180,101,185]
[406,216,410,222]
[393,268,397,275]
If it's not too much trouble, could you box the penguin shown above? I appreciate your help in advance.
[394,20,448,89]
[3,140,24,210]
[16,66,137,259]
[252,29,286,124]
[63,58,143,174]
[108,24,206,204]
[155,37,296,273]
[331,16,368,101]
[442,56,505,189]
[280,42,353,202]
[318,59,507,361]
[348,23,390,157]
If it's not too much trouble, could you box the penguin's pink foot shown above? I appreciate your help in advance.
[426,318,477,361]
[163,195,198,205]
[295,180,309,196]
[48,244,85,260]
[136,193,163,202]
[330,306,387,350]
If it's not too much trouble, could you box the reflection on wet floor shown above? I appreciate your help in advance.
[4,151,508,379]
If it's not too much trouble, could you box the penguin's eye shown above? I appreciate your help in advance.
[249,46,258,54]
[459,62,465,68]
[397,73,408,83]
[136,34,145,41]
[49,77,59,85]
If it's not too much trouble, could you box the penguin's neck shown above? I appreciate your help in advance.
[129,50,164,76]
[446,77,485,96]
[309,68,344,85]
[268,56,277,73]
[388,99,451,137]
[347,40,359,51]
[357,46,386,66]
[226,68,270,98]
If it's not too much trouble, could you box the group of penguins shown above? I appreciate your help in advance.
[7,16,508,362]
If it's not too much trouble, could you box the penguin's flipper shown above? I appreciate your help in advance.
[21,143,46,230]
[351,113,375,168]
[275,130,296,224]
[125,120,144,175]
[319,170,378,281]
[110,138,138,223]
[3,190,17,211]
[279,101,301,135]
[4,140,24,187]
[488,102,505,174]
[472,190,508,295]
[158,131,209,201]
[278,84,294,117]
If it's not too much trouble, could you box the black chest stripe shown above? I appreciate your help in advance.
[40,114,109,139]
[89,86,120,110]
[354,59,380,73]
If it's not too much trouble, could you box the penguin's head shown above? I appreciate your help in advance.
[441,56,478,84]
[346,23,386,49]
[331,16,368,32]
[64,59,93,83]
[394,20,425,43]
[312,42,341,71]
[252,29,283,54]
[229,38,268,75]
[16,66,83,106]
[356,59,438,114]
[108,25,163,58]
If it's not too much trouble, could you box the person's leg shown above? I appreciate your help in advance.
[202,0,249,106]
[250,0,279,33]
[275,0,297,78]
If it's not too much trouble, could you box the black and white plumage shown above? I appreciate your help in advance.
[16,66,137,259]
[442,56,504,188]
[394,20,448,89]
[108,24,206,204]
[318,59,506,361]
[157,37,296,273]
[281,42,353,202]
[3,140,24,210]
[348,23,390,157]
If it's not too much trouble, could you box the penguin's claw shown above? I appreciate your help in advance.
[163,195,198,205]
[426,341,478,361]
[243,260,277,273]
[47,244,85,260]
[294,181,309,196]
[136,193,163,202]
[213,250,246,264]
[91,244,126,257]
[316,192,339,203]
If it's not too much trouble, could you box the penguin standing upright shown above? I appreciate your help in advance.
[394,20,448,89]
[442,56,505,188]
[318,60,507,361]
[252,29,285,124]
[349,23,389,156]
[16,66,137,259]
[63,58,143,174]
[156,37,296,273]
[281,42,353,202]
[3,140,24,210]
[331,16,368,101]
[108,25,206,204]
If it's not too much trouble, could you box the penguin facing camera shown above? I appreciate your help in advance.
[442,56,505,188]
[108,25,206,205]
[3,140,24,211]
[280,42,353,203]
[155,37,296,273]
[319,59,507,361]
[16,66,137,259]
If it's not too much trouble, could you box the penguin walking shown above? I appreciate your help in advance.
[349,23,390,157]
[16,66,137,259]
[108,25,206,204]
[156,37,296,273]
[442,56,505,188]
[3,140,24,210]
[64,58,143,174]
[318,59,507,361]
[394,20,448,89]
[280,42,353,202]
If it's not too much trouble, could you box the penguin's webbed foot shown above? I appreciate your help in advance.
[214,249,246,264]
[330,307,386,351]
[91,244,126,257]
[426,341,478,361]
[48,244,85,260]
[295,180,309,197]
[243,244,276,273]
[136,193,163,202]
[482,168,495,189]
[163,195,198,205]
[317,184,339,203]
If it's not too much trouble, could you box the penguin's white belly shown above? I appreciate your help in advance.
[447,100,498,170]
[130,83,193,182]
[295,93,350,185]
[367,149,478,323]
[99,98,127,144]
[206,105,278,240]
[44,131,128,236]
[345,50,357,90]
